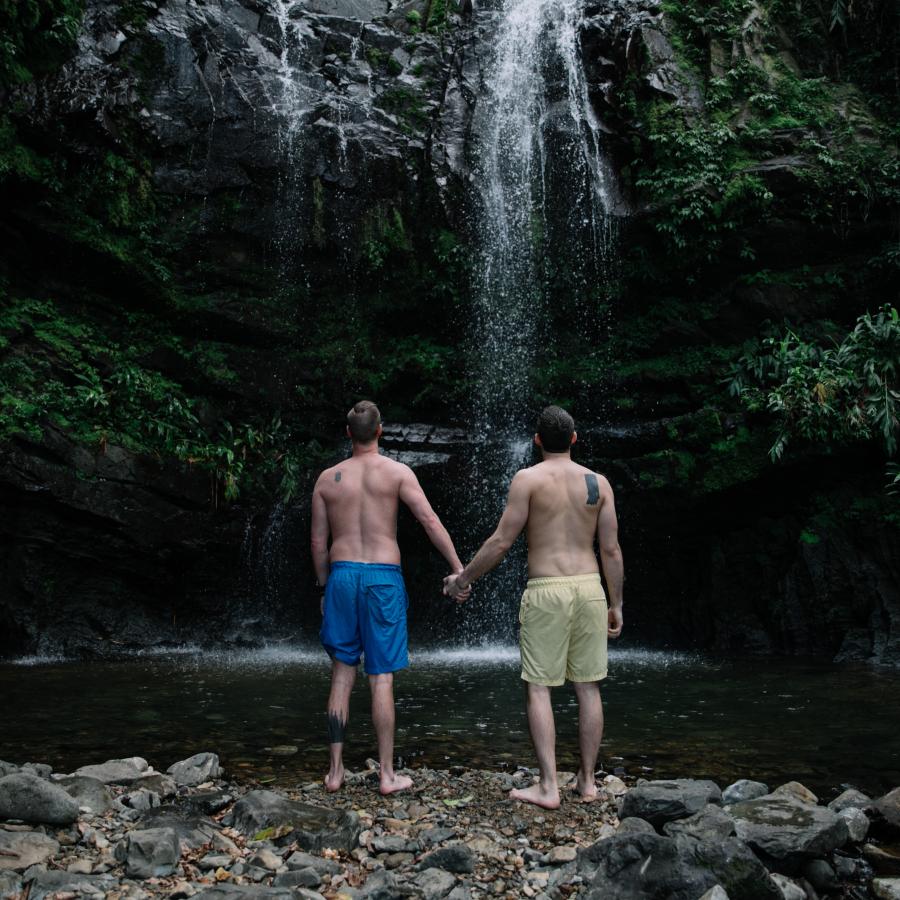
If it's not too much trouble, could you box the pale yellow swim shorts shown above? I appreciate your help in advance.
[518,573,608,686]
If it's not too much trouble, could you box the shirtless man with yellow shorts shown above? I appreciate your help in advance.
[443,405,624,808]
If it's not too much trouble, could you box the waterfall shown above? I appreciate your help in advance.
[462,0,620,640]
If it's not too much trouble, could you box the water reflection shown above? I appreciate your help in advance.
[1,645,897,796]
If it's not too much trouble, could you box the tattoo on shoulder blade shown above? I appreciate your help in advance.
[327,711,347,744]
[334,471,342,482]
[585,473,600,506]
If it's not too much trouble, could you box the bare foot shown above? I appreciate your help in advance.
[380,772,413,795]
[324,766,344,792]
[509,782,561,810]
[574,773,599,802]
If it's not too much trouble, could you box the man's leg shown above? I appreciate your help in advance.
[572,680,603,801]
[510,683,561,809]
[370,672,413,795]
[325,659,356,792]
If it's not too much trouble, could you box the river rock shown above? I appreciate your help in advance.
[414,867,457,900]
[130,773,177,798]
[698,888,729,900]
[0,772,80,824]
[772,782,818,805]
[0,830,59,871]
[115,826,180,877]
[72,757,150,785]
[137,807,219,848]
[417,843,475,873]
[617,817,657,835]
[249,847,283,871]
[25,869,119,900]
[770,873,805,900]
[577,832,781,899]
[663,804,736,842]
[619,779,723,828]
[838,805,870,842]
[231,790,360,852]
[828,788,872,813]
[193,888,300,899]
[723,780,769,805]
[803,859,837,891]
[729,794,849,859]
[167,752,221,786]
[286,850,342,875]
[877,788,900,831]
[272,868,321,888]
[864,843,900,877]
[0,872,22,896]
[874,880,900,900]
[19,764,52,780]
[0,763,17,778]
[54,775,113,814]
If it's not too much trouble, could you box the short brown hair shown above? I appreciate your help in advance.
[347,400,381,442]
[537,405,575,452]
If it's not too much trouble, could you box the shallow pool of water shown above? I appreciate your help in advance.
[1,644,897,797]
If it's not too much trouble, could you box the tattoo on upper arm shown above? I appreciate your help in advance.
[326,710,347,744]
[585,473,600,506]
[335,471,341,482]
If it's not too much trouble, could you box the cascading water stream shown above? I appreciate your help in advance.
[463,0,620,639]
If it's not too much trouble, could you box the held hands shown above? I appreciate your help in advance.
[608,605,623,638]
[443,571,472,603]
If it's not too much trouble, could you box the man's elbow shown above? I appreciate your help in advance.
[600,542,622,559]
[421,512,442,535]
[311,537,328,555]
[491,534,513,555]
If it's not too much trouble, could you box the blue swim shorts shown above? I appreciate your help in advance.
[320,561,409,675]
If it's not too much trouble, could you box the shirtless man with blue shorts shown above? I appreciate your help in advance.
[311,400,470,794]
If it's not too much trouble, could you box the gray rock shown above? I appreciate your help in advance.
[273,867,322,888]
[876,788,900,831]
[137,806,218,848]
[54,775,113,814]
[72,757,150,785]
[864,843,900,877]
[414,867,457,900]
[770,873,805,900]
[417,842,475,873]
[838,805,870,842]
[0,772,80,825]
[286,850,342,874]
[25,869,119,900]
[200,853,233,870]
[771,782,818,805]
[231,790,360,853]
[0,830,59,871]
[722,780,769,805]
[828,788,872,813]
[0,763,17,778]
[193,888,300,899]
[248,847,282,871]
[663,804,735,842]
[372,833,417,853]
[698,888,729,900]
[730,794,849,859]
[577,832,781,900]
[130,773,178,798]
[305,0,388,20]
[874,880,900,900]
[616,817,657,835]
[19,764,52,780]
[124,788,161,811]
[619,779,723,829]
[167,752,221,786]
[802,859,837,891]
[420,827,457,846]
[0,871,23,897]
[115,826,180,877]
[359,868,418,898]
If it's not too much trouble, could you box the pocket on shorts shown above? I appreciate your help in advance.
[518,592,530,625]
[580,596,607,632]
[367,583,406,626]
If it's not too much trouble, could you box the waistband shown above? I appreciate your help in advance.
[526,572,603,588]
[331,561,402,572]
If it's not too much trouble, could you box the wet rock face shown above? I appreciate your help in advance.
[0,772,80,826]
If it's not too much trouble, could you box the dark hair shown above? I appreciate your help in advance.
[537,405,575,452]
[347,400,381,442]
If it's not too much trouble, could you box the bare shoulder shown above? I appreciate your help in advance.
[588,470,614,496]
[378,454,416,484]
[314,465,339,489]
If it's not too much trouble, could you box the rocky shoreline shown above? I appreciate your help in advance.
[0,754,899,899]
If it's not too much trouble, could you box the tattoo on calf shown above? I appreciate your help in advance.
[327,711,347,744]
[335,471,342,482]
[585,473,600,506]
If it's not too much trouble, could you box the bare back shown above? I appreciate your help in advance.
[315,453,408,565]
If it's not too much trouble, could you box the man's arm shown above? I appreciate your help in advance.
[310,477,331,591]
[596,475,624,637]
[398,467,465,573]
[445,471,531,598]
